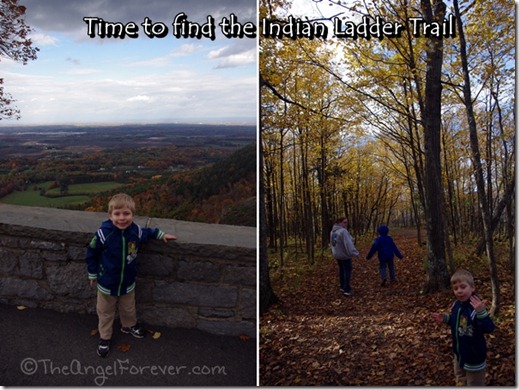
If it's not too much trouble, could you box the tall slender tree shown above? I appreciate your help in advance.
[452,0,500,314]
[419,0,451,292]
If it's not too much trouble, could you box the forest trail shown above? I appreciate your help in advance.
[260,229,515,386]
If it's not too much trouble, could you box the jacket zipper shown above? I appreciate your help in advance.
[455,304,461,364]
[117,231,126,296]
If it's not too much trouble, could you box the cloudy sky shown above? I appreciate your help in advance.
[0,0,257,125]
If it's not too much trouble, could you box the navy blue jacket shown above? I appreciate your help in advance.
[86,220,165,296]
[443,297,495,371]
[366,226,403,262]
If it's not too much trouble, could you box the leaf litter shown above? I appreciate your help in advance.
[260,230,515,386]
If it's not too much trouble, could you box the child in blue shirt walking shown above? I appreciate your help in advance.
[366,225,403,286]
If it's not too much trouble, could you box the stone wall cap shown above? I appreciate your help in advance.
[0,204,256,249]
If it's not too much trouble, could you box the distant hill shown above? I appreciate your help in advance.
[86,143,256,227]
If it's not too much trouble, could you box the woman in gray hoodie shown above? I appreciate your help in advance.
[330,217,359,295]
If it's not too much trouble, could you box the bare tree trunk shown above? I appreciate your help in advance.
[494,85,515,273]
[278,109,286,267]
[263,143,277,251]
[453,0,500,315]
[259,75,278,315]
[318,129,331,248]
[420,0,451,293]
[474,181,515,257]
[299,125,315,264]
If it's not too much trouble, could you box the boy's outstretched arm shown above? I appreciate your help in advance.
[470,295,495,333]
[430,312,448,323]
[431,313,443,323]
[469,295,488,312]
[162,233,177,243]
[365,241,377,260]
[392,240,403,259]
[152,229,176,243]
[86,234,102,288]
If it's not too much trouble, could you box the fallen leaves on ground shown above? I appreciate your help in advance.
[117,343,131,352]
[260,230,515,386]
[146,329,162,340]
[240,334,251,341]
[16,305,27,310]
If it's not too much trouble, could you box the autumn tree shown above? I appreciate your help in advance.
[260,0,514,313]
[259,0,287,314]
[417,0,451,292]
[448,0,515,315]
[260,74,279,315]
[0,0,38,120]
[306,0,451,291]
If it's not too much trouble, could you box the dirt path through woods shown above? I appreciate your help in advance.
[260,229,515,386]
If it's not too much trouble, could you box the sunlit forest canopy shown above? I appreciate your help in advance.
[260,0,514,301]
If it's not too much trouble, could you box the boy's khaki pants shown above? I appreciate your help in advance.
[453,357,486,386]
[97,291,137,340]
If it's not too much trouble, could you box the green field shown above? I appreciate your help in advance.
[0,182,123,208]
[45,182,123,196]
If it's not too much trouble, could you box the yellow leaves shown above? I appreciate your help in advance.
[16,305,27,310]
[146,328,162,340]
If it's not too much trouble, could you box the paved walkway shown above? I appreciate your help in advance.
[0,303,257,386]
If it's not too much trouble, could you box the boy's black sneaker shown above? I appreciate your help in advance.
[97,339,110,358]
[121,324,145,338]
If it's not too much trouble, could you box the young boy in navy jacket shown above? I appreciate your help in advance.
[431,269,495,386]
[86,193,176,357]
[366,225,403,286]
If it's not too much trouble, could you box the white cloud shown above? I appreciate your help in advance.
[213,49,256,68]
[0,0,257,125]
[30,32,59,47]
[176,43,202,55]
[126,95,152,102]
[208,47,227,59]
[2,65,256,124]
[208,46,256,68]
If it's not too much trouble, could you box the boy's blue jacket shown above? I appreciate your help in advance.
[86,220,165,296]
[366,226,403,262]
[443,297,495,371]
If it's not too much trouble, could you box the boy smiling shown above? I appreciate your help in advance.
[86,193,176,357]
[431,269,495,386]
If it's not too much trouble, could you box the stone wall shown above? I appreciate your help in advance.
[0,204,256,337]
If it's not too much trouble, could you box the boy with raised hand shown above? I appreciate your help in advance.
[431,269,495,386]
[86,193,176,357]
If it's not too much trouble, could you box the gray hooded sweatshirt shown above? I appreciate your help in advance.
[330,223,359,260]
